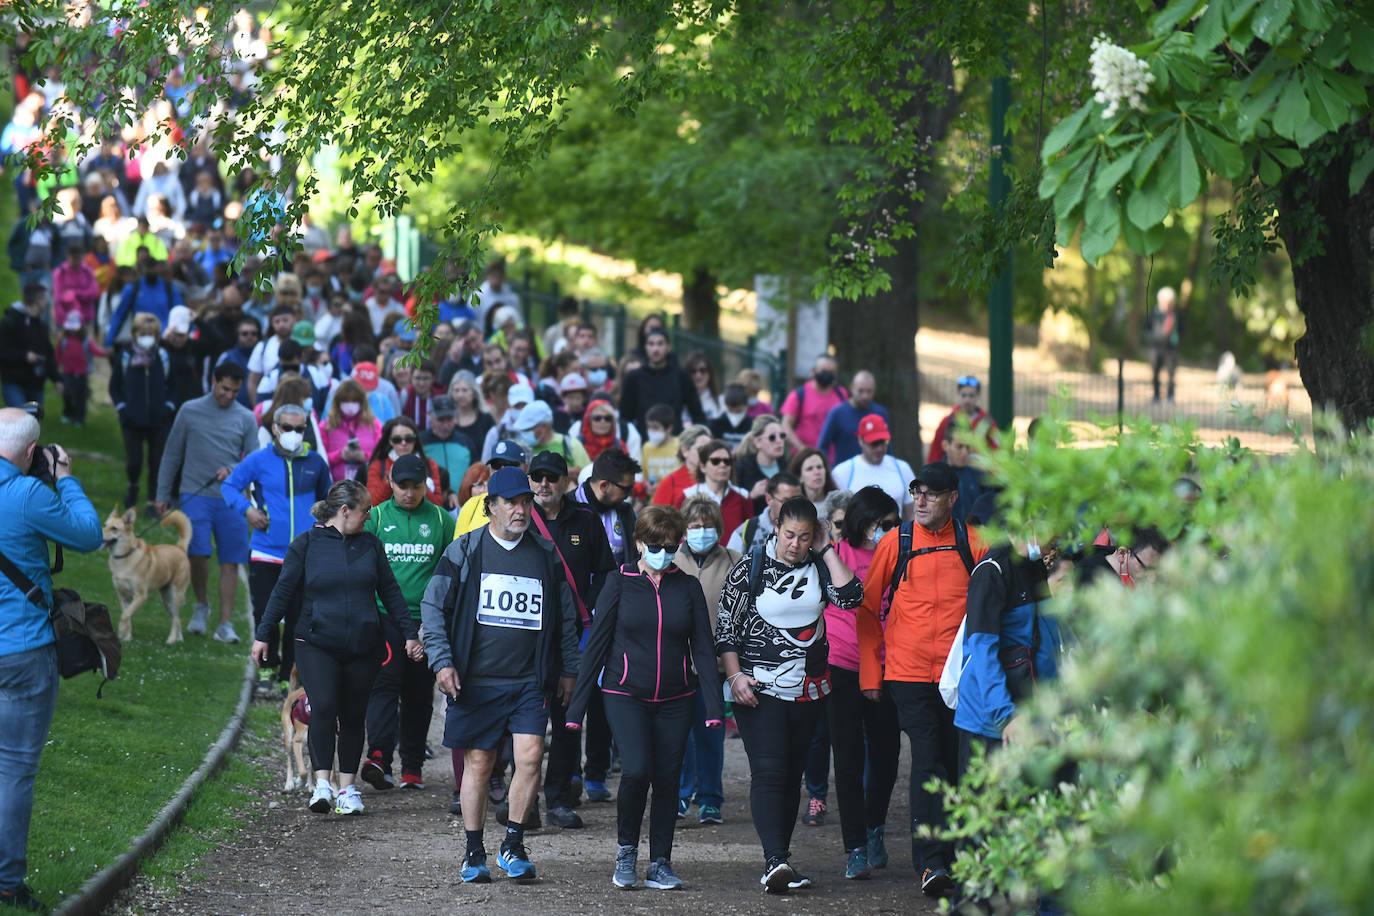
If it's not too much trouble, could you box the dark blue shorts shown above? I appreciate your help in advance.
[442,680,547,751]
[182,492,250,564]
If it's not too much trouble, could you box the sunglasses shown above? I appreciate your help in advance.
[958,375,980,388]
[390,434,417,444]
[530,471,562,484]
[644,543,679,556]
[278,424,307,434]
[707,456,733,466]
[762,433,783,442]
[590,414,615,422]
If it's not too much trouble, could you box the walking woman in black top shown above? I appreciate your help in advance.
[251,479,420,816]
[564,505,724,891]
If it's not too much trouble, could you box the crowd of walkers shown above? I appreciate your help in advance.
[0,14,1178,908]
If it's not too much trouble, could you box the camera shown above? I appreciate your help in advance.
[21,402,59,487]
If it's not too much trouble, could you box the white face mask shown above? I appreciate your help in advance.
[135,335,157,350]
[647,430,666,447]
[277,431,304,452]
[340,402,361,417]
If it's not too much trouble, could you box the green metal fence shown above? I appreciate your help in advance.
[670,315,789,409]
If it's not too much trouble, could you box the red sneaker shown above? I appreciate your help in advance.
[400,771,425,790]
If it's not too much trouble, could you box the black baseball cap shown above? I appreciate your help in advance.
[911,461,959,494]
[529,451,569,478]
[390,453,428,484]
[430,394,457,418]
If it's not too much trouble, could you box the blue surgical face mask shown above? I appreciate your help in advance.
[587,368,608,387]
[686,528,718,553]
[1026,537,1042,561]
[871,523,894,544]
[643,545,676,570]
[519,430,539,448]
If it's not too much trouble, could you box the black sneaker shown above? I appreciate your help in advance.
[547,805,584,829]
[360,751,394,791]
[760,856,795,894]
[0,883,45,912]
[921,866,955,898]
[448,791,463,817]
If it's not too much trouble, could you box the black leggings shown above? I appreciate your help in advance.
[602,693,693,861]
[733,693,825,863]
[250,561,297,682]
[294,640,381,775]
[121,421,167,505]
[365,626,434,773]
[828,666,902,851]
[888,679,959,872]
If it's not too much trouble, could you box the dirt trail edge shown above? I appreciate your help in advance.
[110,697,937,915]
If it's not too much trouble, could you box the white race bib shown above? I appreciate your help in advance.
[477,573,544,630]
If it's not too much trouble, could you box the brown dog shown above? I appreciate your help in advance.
[102,508,193,644]
[281,667,338,792]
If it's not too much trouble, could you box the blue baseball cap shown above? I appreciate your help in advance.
[489,439,528,468]
[487,466,534,500]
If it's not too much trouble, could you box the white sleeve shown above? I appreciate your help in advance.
[246,341,265,374]
[897,458,916,506]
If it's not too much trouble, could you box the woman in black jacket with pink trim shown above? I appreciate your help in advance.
[565,505,723,892]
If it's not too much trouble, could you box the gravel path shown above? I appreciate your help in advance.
[112,696,938,915]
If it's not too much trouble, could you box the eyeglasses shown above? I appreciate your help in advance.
[957,375,980,388]
[278,424,307,434]
[530,471,562,484]
[590,414,615,423]
[707,456,733,466]
[390,434,417,444]
[910,486,951,501]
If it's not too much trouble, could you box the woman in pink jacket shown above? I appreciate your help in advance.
[320,379,383,483]
[824,485,903,881]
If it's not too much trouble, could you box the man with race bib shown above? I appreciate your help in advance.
[420,466,581,886]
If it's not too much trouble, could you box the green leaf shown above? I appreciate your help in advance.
[1350,146,1374,195]
[1122,213,1166,255]
[1236,76,1284,140]
[1270,146,1302,167]
[1041,104,1093,161]
[1294,115,1327,148]
[1192,0,1227,54]
[1190,122,1245,178]
[1126,183,1168,229]
[1132,126,1176,185]
[1093,148,1141,197]
[1272,76,1310,140]
[1304,71,1350,130]
[1080,193,1122,264]
[1151,0,1205,37]
[1350,22,1374,73]
[1258,151,1282,185]
[1054,149,1098,217]
[1293,0,1335,31]
[1252,0,1295,43]
[1176,126,1202,205]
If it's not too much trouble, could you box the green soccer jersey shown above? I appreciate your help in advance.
[366,498,457,619]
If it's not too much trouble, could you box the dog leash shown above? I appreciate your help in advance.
[132,476,226,539]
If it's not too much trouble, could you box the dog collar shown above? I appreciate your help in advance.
[111,547,135,559]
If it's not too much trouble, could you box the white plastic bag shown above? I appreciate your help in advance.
[939,616,967,710]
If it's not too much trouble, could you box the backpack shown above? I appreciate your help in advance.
[746,542,832,603]
[879,518,974,623]
[793,381,849,416]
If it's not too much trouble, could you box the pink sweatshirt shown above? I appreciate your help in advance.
[52,262,100,326]
[320,415,383,483]
[826,539,877,671]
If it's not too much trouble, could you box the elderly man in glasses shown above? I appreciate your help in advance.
[928,375,999,465]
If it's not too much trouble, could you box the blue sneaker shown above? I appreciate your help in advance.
[867,825,888,869]
[499,841,537,880]
[585,779,612,802]
[698,805,723,825]
[845,847,871,880]
[461,850,490,883]
[677,798,689,818]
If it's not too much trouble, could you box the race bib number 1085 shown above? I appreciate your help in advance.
[477,573,544,630]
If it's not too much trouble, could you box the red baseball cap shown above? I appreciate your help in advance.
[858,413,891,443]
[353,362,379,391]
[311,249,334,264]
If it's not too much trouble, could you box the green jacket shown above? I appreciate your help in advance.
[366,498,457,619]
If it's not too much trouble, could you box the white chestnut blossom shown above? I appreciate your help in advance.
[1089,35,1155,119]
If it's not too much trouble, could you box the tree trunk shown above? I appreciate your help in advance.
[682,266,720,337]
[830,51,956,465]
[1277,124,1374,431]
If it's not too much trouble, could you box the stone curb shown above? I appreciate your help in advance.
[52,658,257,916]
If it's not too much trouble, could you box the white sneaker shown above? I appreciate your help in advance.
[308,780,334,813]
[187,604,211,635]
[334,785,365,815]
[212,622,240,643]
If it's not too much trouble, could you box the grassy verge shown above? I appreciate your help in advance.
[23,389,252,907]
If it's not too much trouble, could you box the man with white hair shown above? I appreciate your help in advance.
[1148,286,1182,404]
[0,409,102,911]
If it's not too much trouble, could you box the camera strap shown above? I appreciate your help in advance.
[0,547,51,611]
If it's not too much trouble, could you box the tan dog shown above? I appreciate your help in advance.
[281,667,338,792]
[102,508,193,644]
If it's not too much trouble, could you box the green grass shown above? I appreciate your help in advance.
[22,394,251,907]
